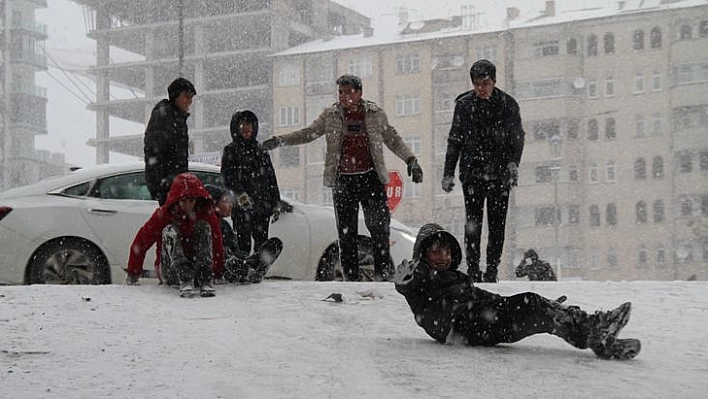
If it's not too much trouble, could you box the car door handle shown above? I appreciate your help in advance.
[87,208,118,215]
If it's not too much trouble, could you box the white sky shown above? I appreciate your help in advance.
[1,280,705,398]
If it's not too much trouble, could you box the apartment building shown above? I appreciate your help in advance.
[0,0,63,190]
[71,0,370,164]
[270,0,708,280]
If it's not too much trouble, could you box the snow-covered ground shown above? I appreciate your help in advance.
[1,280,706,398]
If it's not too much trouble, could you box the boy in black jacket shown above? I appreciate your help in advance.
[220,110,281,258]
[395,223,640,359]
[205,184,282,284]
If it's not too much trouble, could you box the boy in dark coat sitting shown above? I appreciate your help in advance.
[515,248,557,281]
[394,223,640,359]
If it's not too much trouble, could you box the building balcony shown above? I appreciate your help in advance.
[10,92,47,133]
[10,50,48,70]
[12,81,47,99]
[11,19,48,39]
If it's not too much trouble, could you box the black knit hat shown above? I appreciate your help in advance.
[168,77,196,100]
[470,59,496,81]
[204,184,226,202]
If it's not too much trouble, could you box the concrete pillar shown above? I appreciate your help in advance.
[95,9,111,164]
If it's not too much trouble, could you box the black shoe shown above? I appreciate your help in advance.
[468,270,482,283]
[482,273,498,283]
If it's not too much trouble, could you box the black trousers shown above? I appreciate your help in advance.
[453,293,555,346]
[232,212,270,256]
[332,171,391,281]
[462,177,510,278]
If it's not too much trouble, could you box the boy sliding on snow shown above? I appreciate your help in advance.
[126,173,224,298]
[395,223,640,359]
[205,184,282,284]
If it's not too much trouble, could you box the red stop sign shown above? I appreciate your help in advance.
[386,171,404,212]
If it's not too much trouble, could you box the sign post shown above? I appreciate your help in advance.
[386,171,404,213]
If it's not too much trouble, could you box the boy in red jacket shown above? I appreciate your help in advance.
[126,172,224,297]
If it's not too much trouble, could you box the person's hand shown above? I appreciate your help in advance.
[507,162,519,187]
[441,176,455,192]
[407,158,423,183]
[236,192,253,210]
[271,203,281,223]
[261,136,282,151]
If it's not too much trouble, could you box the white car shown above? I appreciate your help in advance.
[0,162,416,285]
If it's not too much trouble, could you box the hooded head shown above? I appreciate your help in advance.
[168,77,197,101]
[524,249,539,261]
[230,110,259,142]
[412,223,462,270]
[163,173,212,211]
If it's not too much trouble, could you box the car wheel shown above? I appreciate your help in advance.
[316,237,391,282]
[28,238,111,285]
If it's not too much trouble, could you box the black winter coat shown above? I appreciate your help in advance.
[443,87,525,185]
[144,99,190,202]
[220,111,280,217]
[395,223,500,343]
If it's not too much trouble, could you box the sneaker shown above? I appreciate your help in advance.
[179,283,195,298]
[200,282,216,298]
[588,302,632,358]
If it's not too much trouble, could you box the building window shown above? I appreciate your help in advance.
[587,34,597,56]
[634,158,646,179]
[700,151,708,171]
[396,53,420,75]
[535,165,553,183]
[635,115,645,137]
[477,44,497,62]
[700,21,708,38]
[534,40,559,56]
[535,207,560,226]
[607,248,619,268]
[279,106,300,126]
[348,58,373,78]
[678,151,693,173]
[652,114,662,135]
[633,72,645,93]
[657,246,666,265]
[680,25,692,40]
[636,201,647,223]
[652,156,664,178]
[568,166,578,182]
[395,94,420,116]
[633,29,644,50]
[603,32,615,54]
[651,72,662,92]
[653,200,665,223]
[589,164,599,183]
[278,65,300,86]
[587,119,598,140]
[606,203,618,225]
[532,120,560,141]
[702,195,708,217]
[604,76,615,97]
[279,146,300,167]
[567,38,578,55]
[587,79,598,98]
[637,246,648,267]
[680,197,693,217]
[568,206,580,224]
[605,117,616,140]
[605,160,616,182]
[589,205,601,226]
[650,27,662,48]
[566,119,579,139]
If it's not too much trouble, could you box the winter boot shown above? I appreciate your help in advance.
[606,338,641,360]
[200,281,216,298]
[550,304,592,349]
[587,302,632,359]
[483,264,498,283]
[179,282,195,298]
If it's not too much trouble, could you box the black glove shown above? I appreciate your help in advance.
[441,176,455,193]
[271,203,281,223]
[507,162,519,187]
[407,158,423,183]
[262,137,282,151]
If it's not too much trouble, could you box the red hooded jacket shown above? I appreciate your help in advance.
[127,173,225,278]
